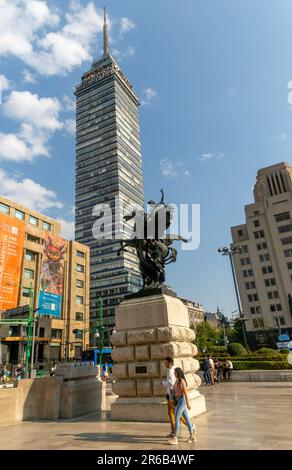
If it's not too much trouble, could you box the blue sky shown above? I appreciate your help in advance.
[1,0,292,316]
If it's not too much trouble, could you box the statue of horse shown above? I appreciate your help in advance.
[117,190,187,290]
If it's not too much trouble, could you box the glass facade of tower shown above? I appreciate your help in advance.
[75,53,144,344]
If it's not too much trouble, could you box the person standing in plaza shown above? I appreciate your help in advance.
[102,361,110,381]
[2,364,10,384]
[223,358,233,382]
[208,354,216,385]
[168,368,196,445]
[203,354,211,386]
[50,362,57,377]
[15,363,24,381]
[162,357,187,437]
[214,358,223,383]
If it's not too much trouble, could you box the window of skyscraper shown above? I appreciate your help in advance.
[275,212,290,222]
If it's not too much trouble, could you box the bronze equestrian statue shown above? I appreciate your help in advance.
[118,190,187,290]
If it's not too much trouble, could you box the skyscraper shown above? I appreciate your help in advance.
[231,162,292,348]
[75,10,144,344]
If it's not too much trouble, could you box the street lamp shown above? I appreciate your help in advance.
[72,296,104,370]
[218,245,249,350]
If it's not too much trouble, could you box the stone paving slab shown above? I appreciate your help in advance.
[0,383,291,450]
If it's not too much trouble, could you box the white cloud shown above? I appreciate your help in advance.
[222,88,239,97]
[0,74,10,91]
[120,17,135,34]
[64,118,76,134]
[0,132,32,162]
[57,218,75,240]
[0,74,10,104]
[158,159,191,179]
[22,69,36,84]
[0,1,101,76]
[112,46,135,61]
[4,91,63,130]
[0,90,63,162]
[0,169,63,211]
[63,94,76,112]
[198,152,225,162]
[141,87,157,106]
[273,133,287,141]
[0,0,59,57]
[159,159,178,179]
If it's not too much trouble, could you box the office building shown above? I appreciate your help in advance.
[0,195,90,364]
[75,11,144,344]
[231,162,292,347]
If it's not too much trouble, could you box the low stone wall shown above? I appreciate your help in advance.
[199,370,292,382]
[56,363,106,419]
[0,363,106,426]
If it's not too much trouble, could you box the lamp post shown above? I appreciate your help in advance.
[72,297,104,371]
[98,296,104,371]
[218,246,249,350]
[25,284,35,378]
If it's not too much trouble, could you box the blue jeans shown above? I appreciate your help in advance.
[203,370,211,385]
[173,395,194,436]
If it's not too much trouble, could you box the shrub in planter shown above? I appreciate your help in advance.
[255,347,278,355]
[227,342,247,356]
[279,348,290,354]
[209,346,228,354]
[233,360,290,370]
[232,355,284,362]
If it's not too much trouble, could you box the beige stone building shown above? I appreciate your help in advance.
[231,162,292,348]
[180,298,205,328]
[0,196,90,364]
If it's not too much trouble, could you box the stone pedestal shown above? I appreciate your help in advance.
[111,293,206,422]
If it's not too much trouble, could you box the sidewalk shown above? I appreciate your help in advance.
[0,383,291,450]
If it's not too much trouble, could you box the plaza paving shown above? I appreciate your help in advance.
[0,382,292,450]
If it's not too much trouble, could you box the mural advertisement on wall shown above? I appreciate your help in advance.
[0,213,25,311]
[38,233,66,317]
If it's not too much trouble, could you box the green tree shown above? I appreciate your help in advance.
[194,322,222,351]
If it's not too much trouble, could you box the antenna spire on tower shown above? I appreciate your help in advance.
[103,7,109,55]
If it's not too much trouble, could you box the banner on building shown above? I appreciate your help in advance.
[38,233,66,317]
[0,213,25,311]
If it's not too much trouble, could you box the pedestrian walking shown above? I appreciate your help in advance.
[203,355,211,386]
[214,358,223,383]
[162,357,187,437]
[168,368,196,445]
[223,358,233,382]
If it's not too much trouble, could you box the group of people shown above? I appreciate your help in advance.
[203,354,233,385]
[0,363,25,384]
[163,357,196,445]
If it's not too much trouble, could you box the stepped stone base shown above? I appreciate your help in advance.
[111,390,206,422]
[110,293,206,422]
